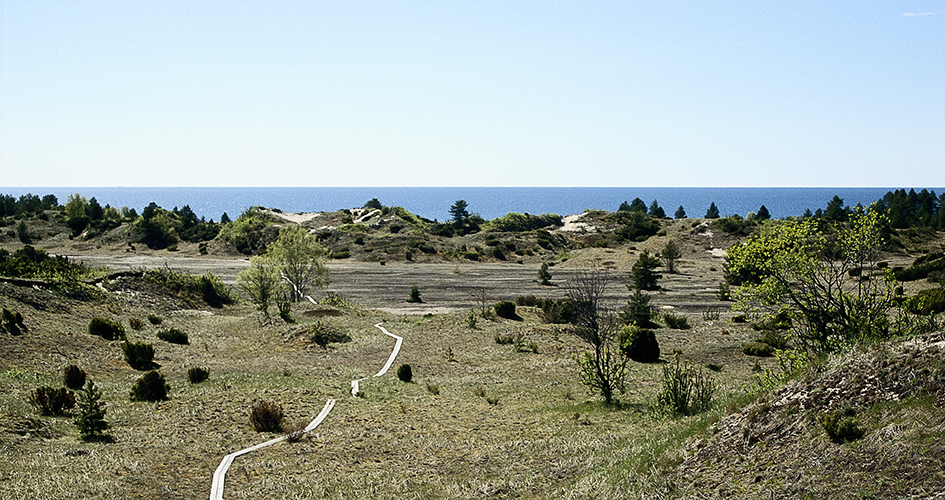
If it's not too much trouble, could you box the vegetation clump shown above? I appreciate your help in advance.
[74,381,108,440]
[819,409,865,444]
[309,320,351,347]
[619,325,660,363]
[656,355,714,416]
[28,386,76,416]
[88,317,125,341]
[1,308,26,335]
[156,328,189,345]
[494,301,520,320]
[63,365,87,390]
[129,371,169,402]
[187,367,209,384]
[397,363,413,383]
[122,341,155,369]
[249,401,284,432]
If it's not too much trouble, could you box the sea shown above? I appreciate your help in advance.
[2,187,940,223]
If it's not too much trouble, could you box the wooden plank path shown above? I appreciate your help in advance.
[208,322,403,500]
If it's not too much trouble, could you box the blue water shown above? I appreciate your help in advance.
[2,187,939,222]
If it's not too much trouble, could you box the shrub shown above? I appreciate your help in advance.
[129,371,169,402]
[147,314,163,325]
[540,299,584,324]
[310,320,352,347]
[495,333,515,345]
[742,342,775,357]
[407,285,423,303]
[661,311,690,329]
[465,310,477,329]
[88,317,126,341]
[656,355,714,416]
[74,381,108,439]
[819,409,865,443]
[397,363,413,383]
[157,328,189,345]
[515,295,541,307]
[425,382,440,395]
[904,287,945,316]
[249,401,284,433]
[63,365,86,390]
[28,386,76,416]
[122,341,155,369]
[494,301,519,320]
[619,325,660,363]
[1,308,25,335]
[129,317,144,330]
[623,290,655,327]
[188,367,209,384]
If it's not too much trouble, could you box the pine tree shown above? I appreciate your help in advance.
[674,206,687,219]
[74,381,108,440]
[705,202,720,219]
[648,200,665,218]
[538,262,552,285]
[631,250,662,290]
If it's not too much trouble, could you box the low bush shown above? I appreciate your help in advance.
[661,311,691,329]
[620,325,661,363]
[129,317,144,330]
[904,287,945,316]
[88,317,125,341]
[122,341,155,369]
[63,364,86,390]
[147,314,163,325]
[310,320,352,347]
[425,382,440,395]
[129,371,169,402]
[1,308,26,335]
[407,285,422,303]
[742,342,775,357]
[495,333,515,345]
[188,367,209,384]
[28,386,76,416]
[515,295,541,307]
[656,355,714,416]
[397,363,413,383]
[494,301,520,320]
[157,328,189,345]
[249,401,284,433]
[819,409,865,443]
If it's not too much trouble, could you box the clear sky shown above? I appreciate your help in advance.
[1,1,942,188]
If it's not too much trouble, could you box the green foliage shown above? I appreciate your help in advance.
[145,268,236,308]
[623,290,655,327]
[217,207,280,254]
[656,355,715,416]
[904,287,945,315]
[147,314,163,325]
[715,215,754,236]
[704,202,720,219]
[129,317,144,330]
[819,409,865,443]
[449,199,470,225]
[63,365,87,390]
[619,325,660,363]
[250,401,284,432]
[0,245,95,282]
[188,367,209,384]
[538,262,552,285]
[74,381,108,439]
[122,341,155,369]
[742,342,775,357]
[309,320,351,347]
[659,240,682,274]
[661,311,690,329]
[486,212,562,232]
[88,317,126,341]
[648,199,665,218]
[612,210,660,242]
[894,253,945,282]
[156,328,189,345]
[752,349,811,393]
[364,198,383,210]
[237,255,281,323]
[567,270,628,404]
[725,210,896,353]
[674,205,687,219]
[267,225,330,301]
[631,250,662,290]
[540,298,585,324]
[1,307,26,335]
[465,310,477,329]
[129,371,169,402]
[28,386,76,416]
[16,220,30,243]
[494,300,519,320]
[407,285,423,303]
[397,363,413,383]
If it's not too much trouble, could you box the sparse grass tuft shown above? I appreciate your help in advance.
[249,400,284,433]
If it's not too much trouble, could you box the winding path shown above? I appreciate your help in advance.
[208,322,402,500]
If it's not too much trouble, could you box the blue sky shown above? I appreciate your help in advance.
[1,1,942,188]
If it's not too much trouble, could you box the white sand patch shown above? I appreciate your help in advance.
[558,213,595,233]
[265,209,323,224]
[707,248,727,258]
[355,209,381,224]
